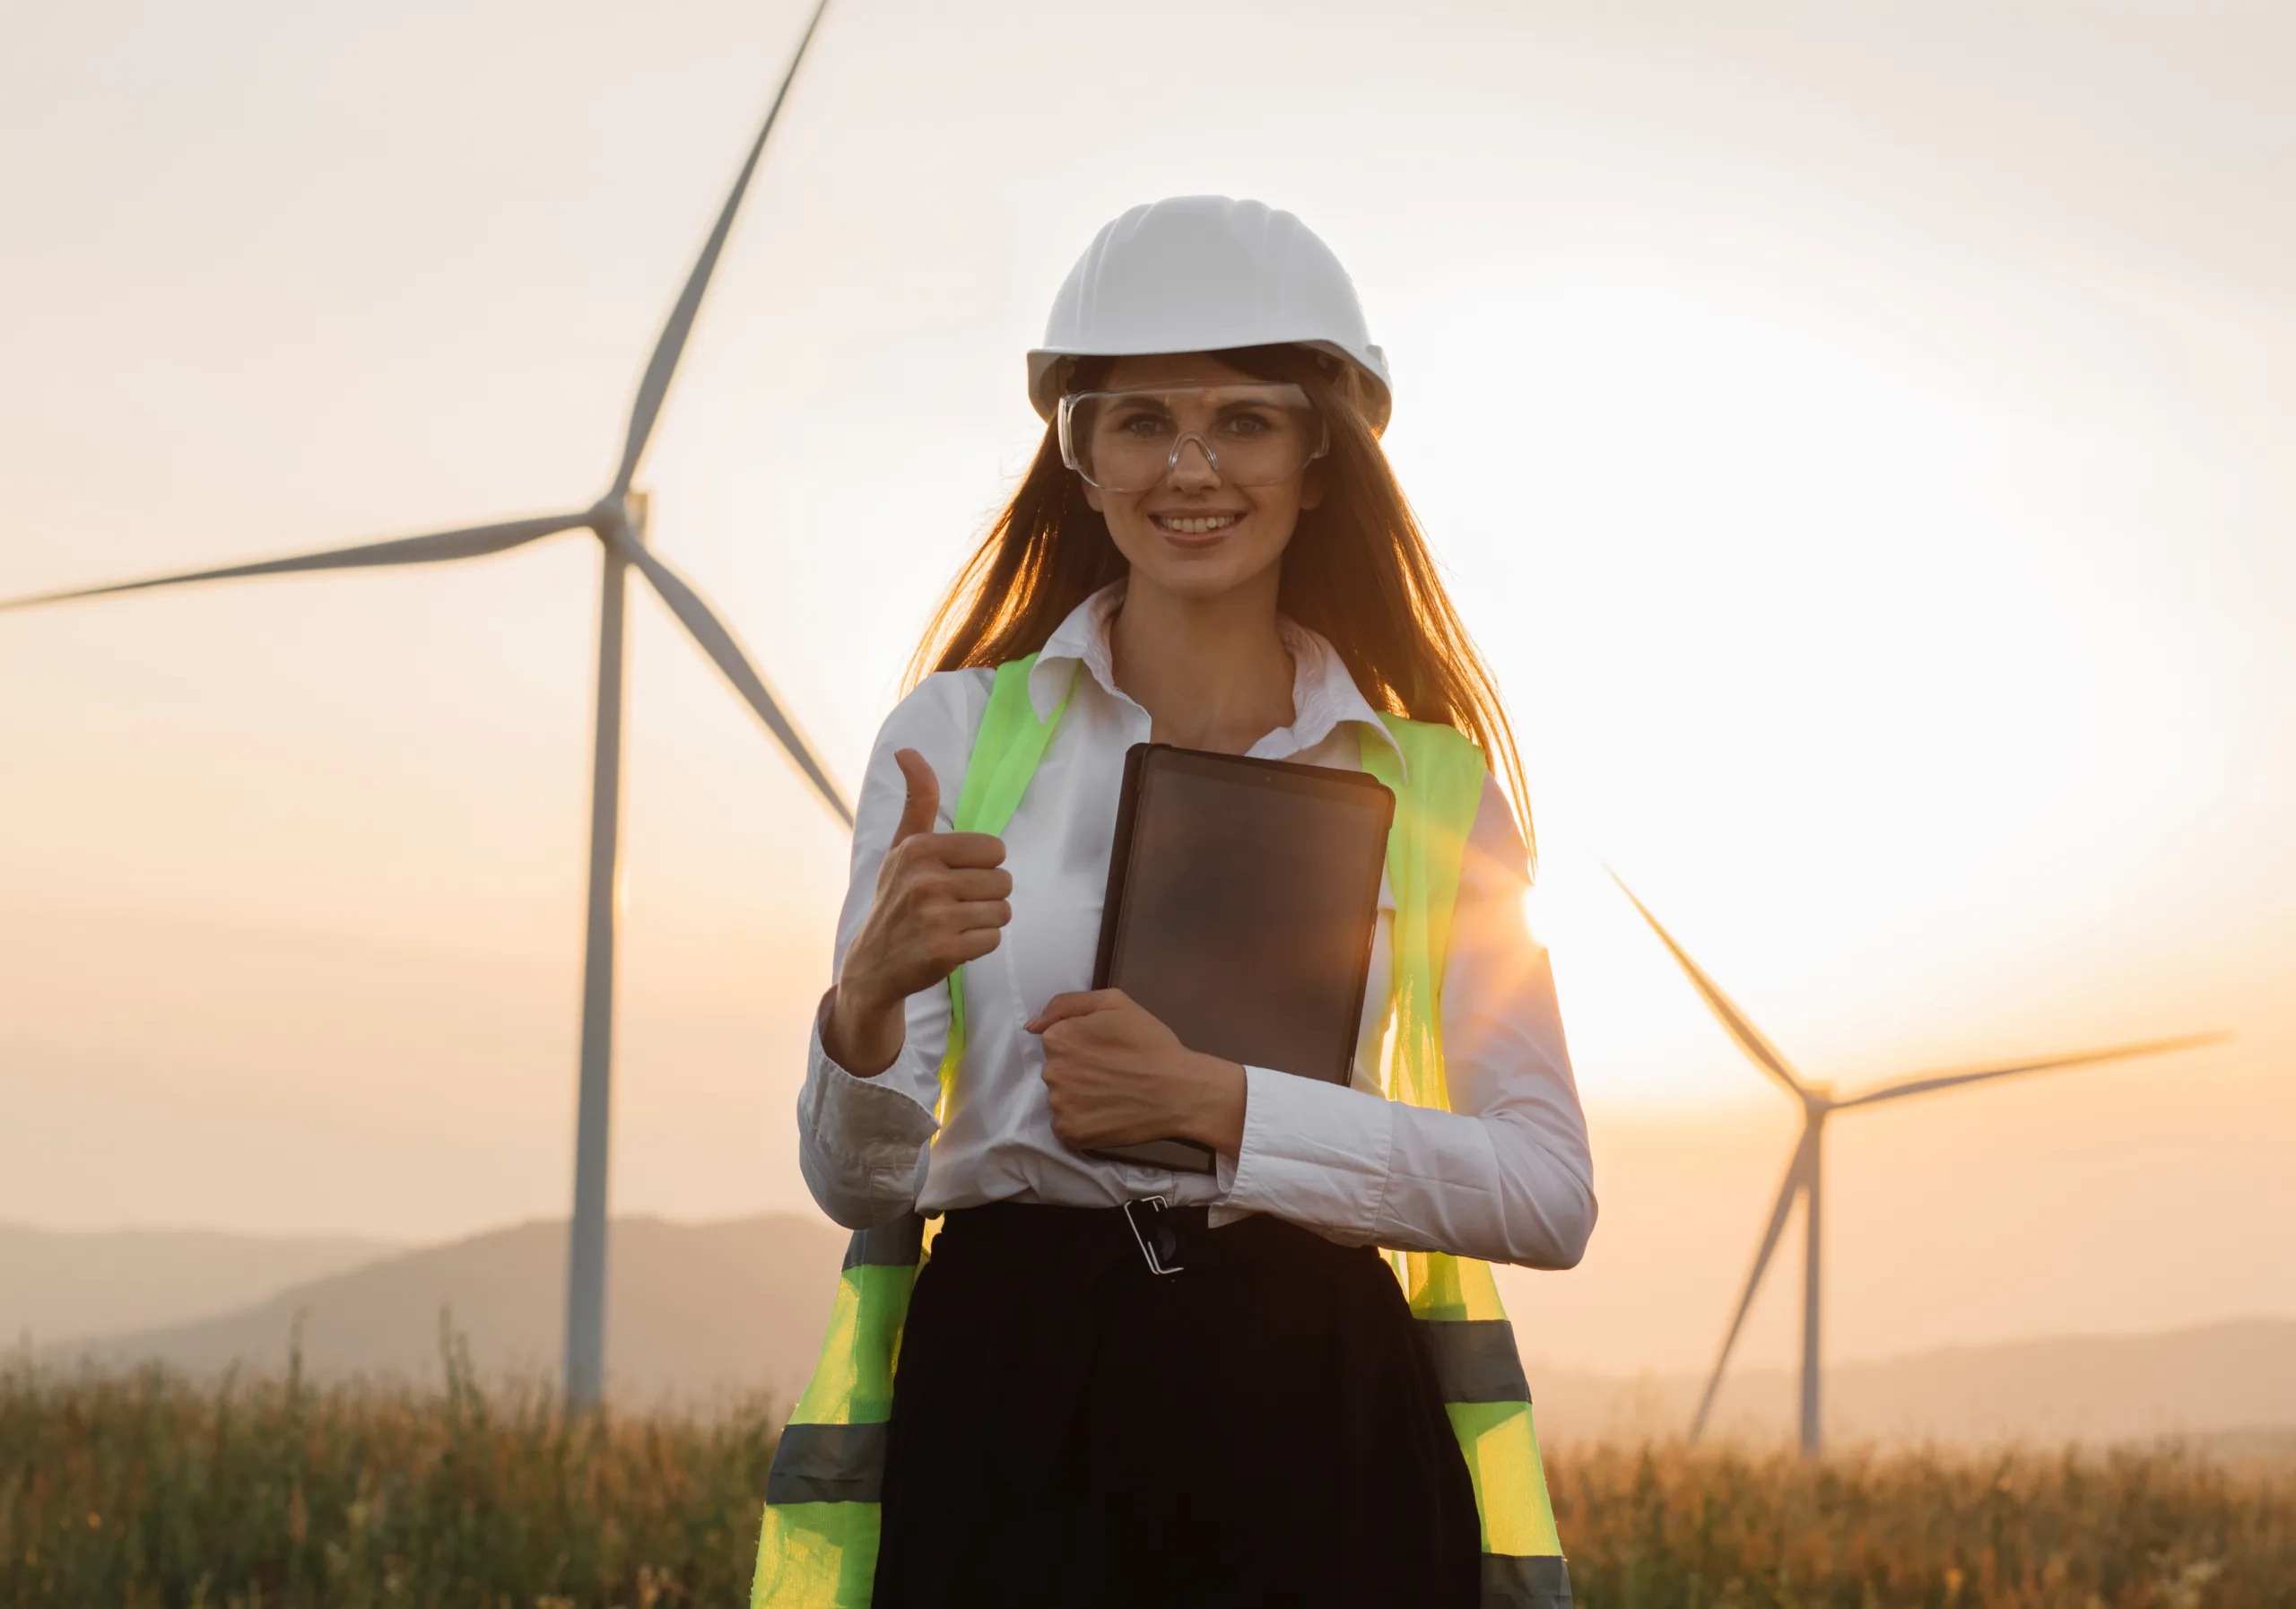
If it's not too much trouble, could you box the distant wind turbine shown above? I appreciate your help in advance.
[1,0,848,1410]
[1608,872,2224,1457]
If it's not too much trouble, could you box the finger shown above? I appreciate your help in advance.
[943,866,1013,902]
[927,831,1007,869]
[948,900,1012,932]
[949,926,1002,965]
[889,749,941,849]
[1025,989,1130,1034]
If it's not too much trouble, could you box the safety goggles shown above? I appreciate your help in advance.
[1057,382,1328,494]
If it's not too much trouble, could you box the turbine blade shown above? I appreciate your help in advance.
[1607,869,1808,1098]
[0,512,588,613]
[615,530,853,827]
[1836,1031,2229,1110]
[1691,1131,1813,1442]
[610,0,834,495]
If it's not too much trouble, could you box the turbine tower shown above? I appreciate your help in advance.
[1610,874,2222,1457]
[1,0,845,1409]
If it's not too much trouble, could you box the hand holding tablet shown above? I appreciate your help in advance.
[1082,743,1396,1172]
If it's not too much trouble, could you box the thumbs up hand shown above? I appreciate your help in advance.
[824,748,1013,1077]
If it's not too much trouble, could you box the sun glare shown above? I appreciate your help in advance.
[1395,259,2184,1113]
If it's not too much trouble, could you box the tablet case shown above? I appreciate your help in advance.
[1087,743,1396,1172]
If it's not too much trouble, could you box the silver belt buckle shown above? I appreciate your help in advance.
[1122,1195,1185,1275]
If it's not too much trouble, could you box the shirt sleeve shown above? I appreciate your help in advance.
[795,670,989,1230]
[1214,774,1598,1269]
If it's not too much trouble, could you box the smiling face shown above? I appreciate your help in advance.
[1077,352,1325,604]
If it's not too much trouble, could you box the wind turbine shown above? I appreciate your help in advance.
[1609,874,2223,1457]
[1,0,848,1409]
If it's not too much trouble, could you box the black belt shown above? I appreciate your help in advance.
[936,1196,1209,1281]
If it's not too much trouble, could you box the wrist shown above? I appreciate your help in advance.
[1182,1053,1248,1158]
[825,980,906,1077]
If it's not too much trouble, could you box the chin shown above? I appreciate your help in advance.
[1137,556,1258,598]
[1121,535,1288,599]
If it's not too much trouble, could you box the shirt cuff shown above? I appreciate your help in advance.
[1213,1065,1397,1243]
[800,1005,940,1173]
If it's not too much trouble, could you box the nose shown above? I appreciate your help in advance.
[1164,432,1222,489]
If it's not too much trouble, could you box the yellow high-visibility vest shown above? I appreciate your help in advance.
[753,656,1571,1609]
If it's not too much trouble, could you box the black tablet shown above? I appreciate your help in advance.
[1088,743,1396,1173]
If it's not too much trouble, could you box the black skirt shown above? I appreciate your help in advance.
[871,1201,1481,1609]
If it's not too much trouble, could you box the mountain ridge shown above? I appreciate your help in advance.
[1527,1315,2296,1446]
[41,1213,851,1408]
[24,1214,2294,1446]
[1,1221,400,1347]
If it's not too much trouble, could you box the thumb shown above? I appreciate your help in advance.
[888,748,941,848]
[1025,989,1128,1035]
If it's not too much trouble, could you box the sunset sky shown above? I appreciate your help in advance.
[3,0,2290,1375]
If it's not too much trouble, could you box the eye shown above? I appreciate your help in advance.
[1107,407,1172,439]
[1218,408,1283,439]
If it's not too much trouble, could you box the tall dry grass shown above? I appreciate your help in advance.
[1552,1440,2293,1608]
[4,1344,2291,1607]
[2,1339,776,1609]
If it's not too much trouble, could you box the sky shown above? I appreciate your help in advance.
[2,0,2291,1375]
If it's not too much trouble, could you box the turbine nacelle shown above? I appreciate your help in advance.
[586,491,648,546]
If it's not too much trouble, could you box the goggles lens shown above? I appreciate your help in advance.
[1059,383,1326,493]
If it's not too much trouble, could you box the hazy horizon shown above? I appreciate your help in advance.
[18,1213,2295,1449]
[4,1,2291,1379]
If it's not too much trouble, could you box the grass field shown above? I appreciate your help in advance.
[5,1350,2291,1608]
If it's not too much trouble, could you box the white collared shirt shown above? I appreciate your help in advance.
[796,583,1596,1269]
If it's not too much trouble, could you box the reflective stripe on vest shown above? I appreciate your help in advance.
[753,654,1570,1608]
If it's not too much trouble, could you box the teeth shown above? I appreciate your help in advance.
[1154,515,1237,535]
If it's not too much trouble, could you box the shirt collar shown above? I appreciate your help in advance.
[1031,579,1409,779]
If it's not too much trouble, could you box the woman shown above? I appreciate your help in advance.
[755,197,1596,1609]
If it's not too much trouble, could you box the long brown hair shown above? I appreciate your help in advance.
[906,344,1534,865]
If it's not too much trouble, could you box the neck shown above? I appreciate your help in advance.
[1109,568,1294,753]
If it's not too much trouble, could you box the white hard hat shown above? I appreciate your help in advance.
[1028,196,1394,432]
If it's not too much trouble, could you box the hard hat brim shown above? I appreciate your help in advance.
[1025,339,1392,436]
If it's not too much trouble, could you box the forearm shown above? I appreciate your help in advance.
[1213,1072,1595,1266]
[1375,1103,1596,1268]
